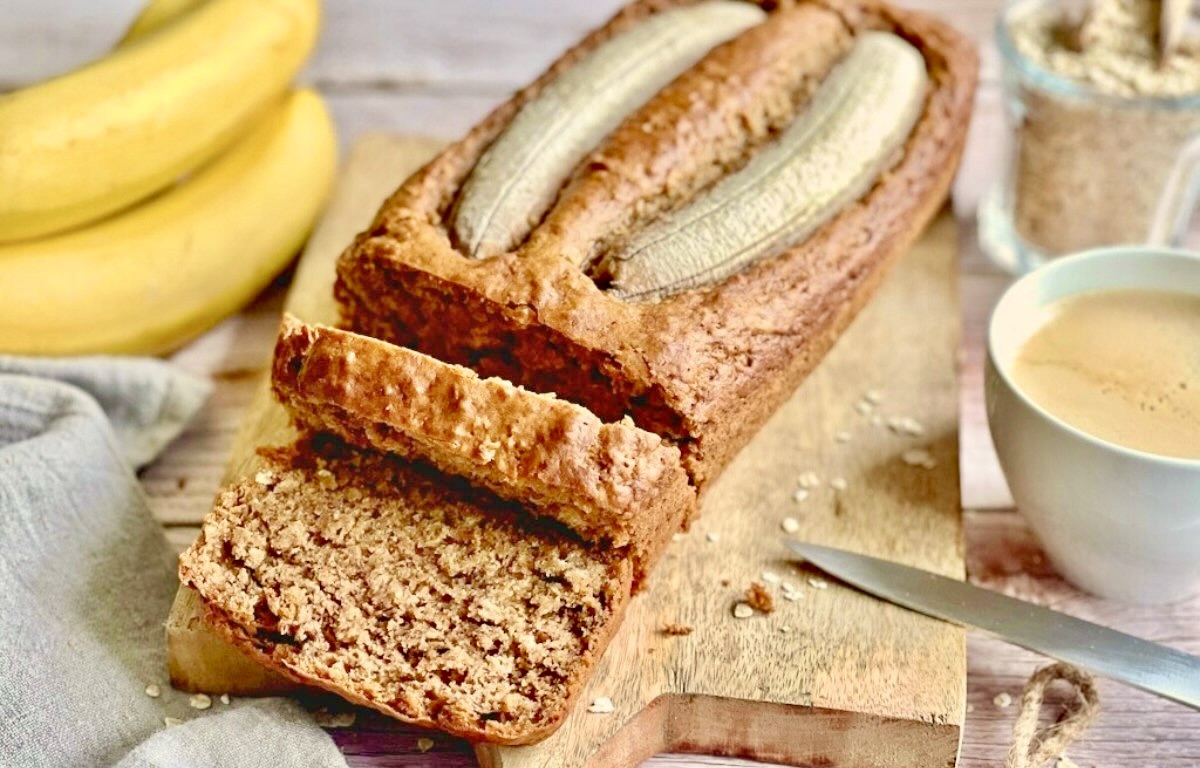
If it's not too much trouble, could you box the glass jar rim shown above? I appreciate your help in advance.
[996,0,1200,110]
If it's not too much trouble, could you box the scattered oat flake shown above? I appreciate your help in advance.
[163,717,183,728]
[780,517,801,534]
[808,577,829,590]
[835,431,851,443]
[966,703,975,713]
[144,683,161,699]
[779,625,793,634]
[662,623,694,636]
[792,488,809,503]
[705,532,719,543]
[732,602,755,619]
[588,697,615,714]
[854,400,873,415]
[902,448,938,469]
[888,416,925,436]
[220,693,230,705]
[798,471,820,488]
[782,591,804,601]
[760,570,781,584]
[993,692,1013,709]
[313,709,358,728]
[829,477,848,491]
[864,390,883,405]
[189,694,212,711]
[416,737,435,753]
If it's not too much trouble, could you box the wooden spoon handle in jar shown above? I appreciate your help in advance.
[1161,0,1193,61]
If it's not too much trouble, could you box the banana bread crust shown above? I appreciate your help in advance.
[271,314,695,587]
[334,0,979,490]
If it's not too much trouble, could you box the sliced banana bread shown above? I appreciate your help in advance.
[178,436,632,744]
[270,313,695,587]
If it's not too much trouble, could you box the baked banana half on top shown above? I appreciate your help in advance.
[337,0,979,491]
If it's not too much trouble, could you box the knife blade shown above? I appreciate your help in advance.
[785,540,1200,710]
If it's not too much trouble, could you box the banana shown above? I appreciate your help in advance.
[451,1,765,260]
[0,89,337,356]
[118,0,209,44]
[599,32,929,302]
[0,0,319,243]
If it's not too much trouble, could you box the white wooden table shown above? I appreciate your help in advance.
[7,2,1198,765]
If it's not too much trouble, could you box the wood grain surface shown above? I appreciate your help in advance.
[7,2,1200,766]
[166,134,967,767]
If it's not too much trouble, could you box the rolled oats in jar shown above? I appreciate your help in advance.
[980,0,1200,272]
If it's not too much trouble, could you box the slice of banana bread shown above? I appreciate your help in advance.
[178,436,632,745]
[271,313,695,587]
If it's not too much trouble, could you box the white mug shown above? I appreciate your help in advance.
[986,246,1200,604]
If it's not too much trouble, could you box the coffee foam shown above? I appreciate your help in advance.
[1011,288,1200,460]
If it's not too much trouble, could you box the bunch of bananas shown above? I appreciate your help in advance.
[0,0,336,355]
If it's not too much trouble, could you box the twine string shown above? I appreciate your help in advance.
[1004,662,1101,768]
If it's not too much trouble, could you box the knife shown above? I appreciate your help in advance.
[785,541,1200,711]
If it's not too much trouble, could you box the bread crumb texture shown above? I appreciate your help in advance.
[179,437,631,743]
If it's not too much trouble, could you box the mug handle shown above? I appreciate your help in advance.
[1147,133,1200,246]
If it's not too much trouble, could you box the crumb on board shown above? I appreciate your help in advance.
[662,623,694,636]
[732,602,755,619]
[144,683,161,699]
[746,581,775,614]
[189,693,212,711]
[313,709,358,728]
[163,717,183,728]
[588,697,615,714]
[993,692,1013,709]
[902,447,937,469]
[706,531,719,543]
[781,516,801,534]
[416,737,434,753]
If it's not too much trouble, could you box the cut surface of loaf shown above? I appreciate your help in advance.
[334,0,980,491]
[178,437,631,744]
[271,313,695,587]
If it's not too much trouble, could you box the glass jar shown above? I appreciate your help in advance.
[979,0,1200,273]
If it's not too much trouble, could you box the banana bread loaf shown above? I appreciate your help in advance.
[271,313,695,587]
[334,0,979,490]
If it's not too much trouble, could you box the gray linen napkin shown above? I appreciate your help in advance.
[0,356,348,768]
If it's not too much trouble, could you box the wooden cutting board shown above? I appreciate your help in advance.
[167,134,966,768]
